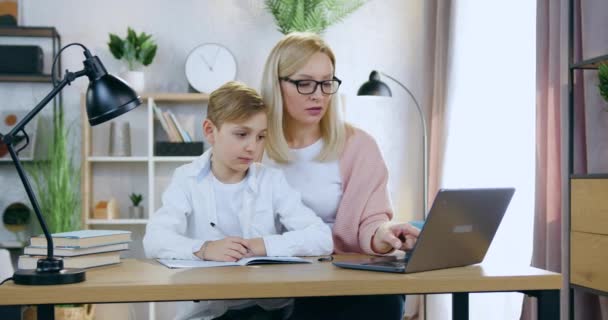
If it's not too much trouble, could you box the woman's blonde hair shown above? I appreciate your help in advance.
[261,32,347,163]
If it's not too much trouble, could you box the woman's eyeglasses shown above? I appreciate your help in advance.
[280,77,342,95]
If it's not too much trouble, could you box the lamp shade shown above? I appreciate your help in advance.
[86,74,141,126]
[357,71,392,97]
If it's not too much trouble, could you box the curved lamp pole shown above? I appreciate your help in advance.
[357,70,428,216]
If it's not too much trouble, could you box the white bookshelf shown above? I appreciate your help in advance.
[81,93,208,320]
[81,92,208,225]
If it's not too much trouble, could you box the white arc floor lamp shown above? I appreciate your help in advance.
[357,70,429,216]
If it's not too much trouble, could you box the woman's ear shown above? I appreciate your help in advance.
[202,119,216,145]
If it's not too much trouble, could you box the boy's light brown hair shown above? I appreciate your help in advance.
[207,81,266,128]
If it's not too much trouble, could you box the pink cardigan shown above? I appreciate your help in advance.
[334,127,393,254]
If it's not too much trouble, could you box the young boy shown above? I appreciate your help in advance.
[143,81,332,320]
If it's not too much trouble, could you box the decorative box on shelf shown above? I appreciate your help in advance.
[93,198,119,220]
[154,141,204,157]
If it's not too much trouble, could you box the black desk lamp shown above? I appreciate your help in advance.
[357,70,428,215]
[0,43,141,285]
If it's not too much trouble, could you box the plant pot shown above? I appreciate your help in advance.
[121,71,145,93]
[129,206,144,219]
[23,304,95,320]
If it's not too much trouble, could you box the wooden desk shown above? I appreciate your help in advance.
[0,256,561,320]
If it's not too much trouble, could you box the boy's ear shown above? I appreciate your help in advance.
[202,119,216,145]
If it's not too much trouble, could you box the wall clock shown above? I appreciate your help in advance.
[185,43,237,94]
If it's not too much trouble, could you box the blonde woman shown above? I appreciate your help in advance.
[261,32,420,320]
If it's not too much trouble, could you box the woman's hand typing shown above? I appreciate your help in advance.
[372,222,420,254]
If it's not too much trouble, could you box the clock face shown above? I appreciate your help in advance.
[185,43,237,93]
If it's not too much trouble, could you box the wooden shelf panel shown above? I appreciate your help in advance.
[153,156,198,163]
[87,156,149,163]
[85,156,199,163]
[0,26,58,38]
[571,54,608,70]
[0,74,53,83]
[141,93,209,103]
[570,231,608,293]
[87,219,148,225]
[571,178,608,235]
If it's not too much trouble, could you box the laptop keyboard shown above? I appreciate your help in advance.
[364,254,410,267]
[364,261,407,267]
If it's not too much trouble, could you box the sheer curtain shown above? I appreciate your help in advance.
[404,1,452,319]
[427,1,537,319]
[521,1,568,319]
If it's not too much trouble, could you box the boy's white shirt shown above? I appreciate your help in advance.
[143,148,333,320]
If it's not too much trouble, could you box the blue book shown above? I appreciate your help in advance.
[29,230,131,248]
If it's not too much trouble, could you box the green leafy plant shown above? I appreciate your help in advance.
[265,0,366,34]
[599,63,608,105]
[129,193,143,207]
[23,112,85,311]
[108,27,157,71]
[27,110,80,234]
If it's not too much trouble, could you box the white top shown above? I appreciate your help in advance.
[143,148,333,320]
[211,174,246,237]
[264,139,343,228]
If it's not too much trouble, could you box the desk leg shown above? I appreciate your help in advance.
[0,305,21,319]
[452,292,469,320]
[522,290,559,320]
[537,290,559,320]
[37,304,54,320]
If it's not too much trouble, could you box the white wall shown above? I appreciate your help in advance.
[427,1,536,319]
[0,0,423,233]
[0,1,425,319]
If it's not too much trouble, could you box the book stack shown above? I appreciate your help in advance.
[18,230,131,270]
[152,100,192,142]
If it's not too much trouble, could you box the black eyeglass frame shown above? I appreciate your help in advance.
[280,76,342,95]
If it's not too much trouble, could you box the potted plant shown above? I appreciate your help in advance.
[598,63,608,107]
[28,110,80,234]
[265,0,365,34]
[108,27,157,92]
[129,193,144,219]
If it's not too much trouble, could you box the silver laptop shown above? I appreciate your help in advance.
[332,188,515,273]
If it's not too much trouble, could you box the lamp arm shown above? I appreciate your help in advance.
[0,69,88,260]
[380,72,429,216]
[5,70,87,139]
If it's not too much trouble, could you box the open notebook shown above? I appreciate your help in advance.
[157,256,311,269]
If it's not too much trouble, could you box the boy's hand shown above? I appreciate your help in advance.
[197,237,250,262]
[244,238,267,257]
